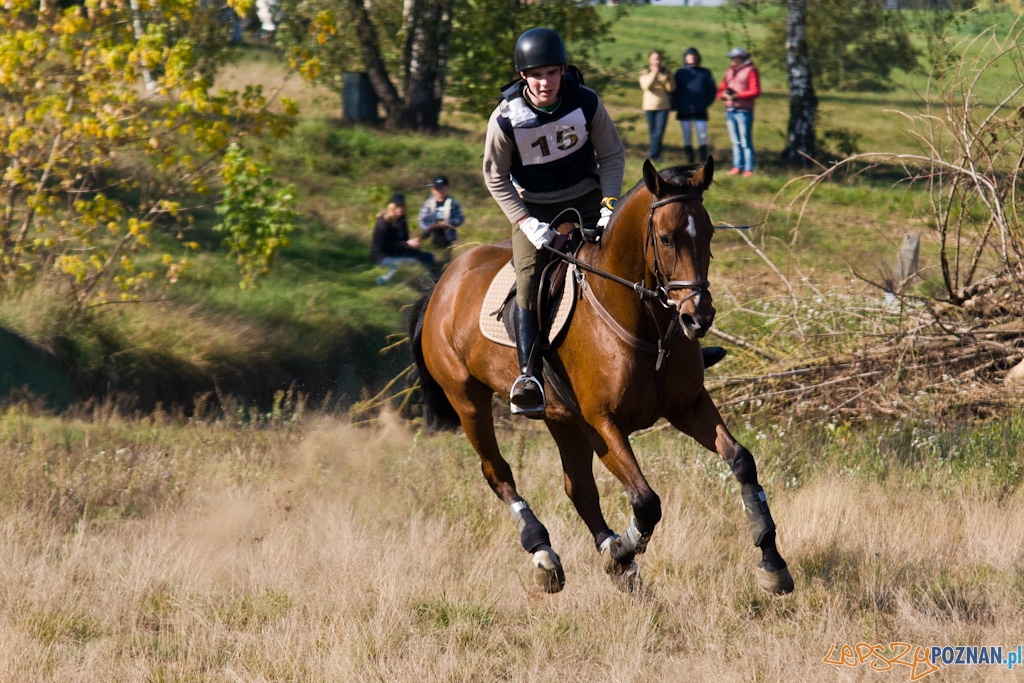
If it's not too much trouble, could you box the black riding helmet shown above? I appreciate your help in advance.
[514,28,567,73]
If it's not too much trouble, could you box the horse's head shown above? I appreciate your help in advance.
[641,157,716,340]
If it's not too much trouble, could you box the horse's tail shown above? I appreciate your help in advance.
[409,286,462,432]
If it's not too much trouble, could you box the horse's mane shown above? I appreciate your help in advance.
[618,164,699,206]
[607,164,701,239]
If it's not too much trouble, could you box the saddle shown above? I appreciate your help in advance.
[478,236,579,349]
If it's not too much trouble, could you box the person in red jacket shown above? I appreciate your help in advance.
[717,47,761,177]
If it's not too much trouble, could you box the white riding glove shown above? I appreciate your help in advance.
[519,216,557,250]
[596,197,618,230]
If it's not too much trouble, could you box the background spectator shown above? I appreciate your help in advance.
[673,47,717,165]
[639,50,675,162]
[371,193,435,284]
[718,47,761,177]
[418,176,464,249]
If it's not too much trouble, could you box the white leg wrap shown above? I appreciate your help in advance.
[510,499,530,533]
[620,516,643,554]
[599,534,618,555]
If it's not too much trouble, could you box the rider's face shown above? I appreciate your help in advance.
[521,65,564,108]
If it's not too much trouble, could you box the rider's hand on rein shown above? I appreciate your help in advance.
[519,216,557,250]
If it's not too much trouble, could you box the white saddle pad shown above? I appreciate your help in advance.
[478,261,577,348]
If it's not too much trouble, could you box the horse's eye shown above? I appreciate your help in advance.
[659,234,671,247]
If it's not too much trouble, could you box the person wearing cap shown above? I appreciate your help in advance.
[638,50,674,162]
[673,47,717,165]
[483,27,626,415]
[371,193,435,285]
[717,47,761,177]
[418,176,464,249]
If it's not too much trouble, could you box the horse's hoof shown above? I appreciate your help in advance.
[607,560,642,593]
[532,545,565,593]
[756,564,795,595]
[600,534,636,567]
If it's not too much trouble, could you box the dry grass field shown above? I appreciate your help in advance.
[1,406,1022,681]
[3,9,1024,682]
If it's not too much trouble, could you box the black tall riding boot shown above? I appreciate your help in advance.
[698,144,708,163]
[684,146,695,164]
[510,306,545,414]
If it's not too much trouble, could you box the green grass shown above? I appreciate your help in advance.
[2,6,1020,411]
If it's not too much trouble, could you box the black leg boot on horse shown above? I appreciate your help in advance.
[510,306,546,416]
[702,346,727,368]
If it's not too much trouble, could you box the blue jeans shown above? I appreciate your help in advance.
[645,109,669,160]
[680,119,708,147]
[725,108,755,172]
[376,253,435,284]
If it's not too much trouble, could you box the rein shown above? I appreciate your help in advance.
[540,191,709,371]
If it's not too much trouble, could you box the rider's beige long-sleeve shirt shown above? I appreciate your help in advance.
[482,95,626,226]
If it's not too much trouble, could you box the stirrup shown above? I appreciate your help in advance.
[510,374,546,415]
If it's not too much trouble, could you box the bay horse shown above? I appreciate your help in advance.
[409,158,793,595]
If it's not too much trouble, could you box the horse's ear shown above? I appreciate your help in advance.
[690,155,714,192]
[643,159,666,197]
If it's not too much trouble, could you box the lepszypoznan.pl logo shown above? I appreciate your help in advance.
[823,642,1022,680]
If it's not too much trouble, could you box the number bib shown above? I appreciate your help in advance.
[513,107,589,167]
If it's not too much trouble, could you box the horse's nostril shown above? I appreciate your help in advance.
[680,313,698,330]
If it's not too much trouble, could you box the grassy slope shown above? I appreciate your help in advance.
[1,7,1016,407]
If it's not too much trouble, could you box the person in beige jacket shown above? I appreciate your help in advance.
[639,50,675,161]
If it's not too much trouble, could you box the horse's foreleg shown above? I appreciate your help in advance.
[454,382,564,592]
[588,420,662,591]
[667,389,794,595]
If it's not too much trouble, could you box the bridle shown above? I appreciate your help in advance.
[540,190,711,371]
[645,193,710,310]
[542,191,710,310]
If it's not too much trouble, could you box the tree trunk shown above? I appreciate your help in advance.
[781,0,818,166]
[348,0,452,130]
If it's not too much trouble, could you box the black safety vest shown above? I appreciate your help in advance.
[496,74,600,193]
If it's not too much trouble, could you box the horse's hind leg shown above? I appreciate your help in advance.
[667,388,794,595]
[453,380,565,593]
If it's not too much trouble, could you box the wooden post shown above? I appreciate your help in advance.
[894,233,919,293]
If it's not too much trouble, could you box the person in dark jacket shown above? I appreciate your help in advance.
[672,47,717,164]
[371,193,435,284]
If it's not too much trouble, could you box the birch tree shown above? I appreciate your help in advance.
[780,0,818,165]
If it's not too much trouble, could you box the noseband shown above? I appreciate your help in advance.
[646,193,710,308]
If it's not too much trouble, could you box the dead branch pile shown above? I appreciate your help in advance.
[706,291,1024,423]
[710,20,1024,422]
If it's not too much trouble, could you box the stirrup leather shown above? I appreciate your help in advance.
[509,374,546,415]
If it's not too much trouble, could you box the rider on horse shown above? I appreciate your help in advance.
[483,27,626,415]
